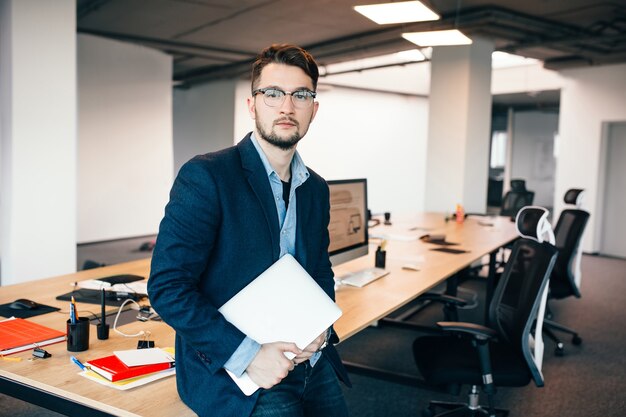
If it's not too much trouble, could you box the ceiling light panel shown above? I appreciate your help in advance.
[402,29,472,46]
[354,1,439,25]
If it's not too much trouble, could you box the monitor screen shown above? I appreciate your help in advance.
[327,178,368,266]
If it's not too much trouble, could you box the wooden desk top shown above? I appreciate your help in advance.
[0,213,516,417]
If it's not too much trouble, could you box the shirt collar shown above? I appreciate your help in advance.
[250,132,309,187]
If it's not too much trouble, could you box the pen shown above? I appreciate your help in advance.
[69,300,76,325]
[70,356,87,371]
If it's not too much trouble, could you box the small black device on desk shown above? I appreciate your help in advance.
[56,289,145,306]
[97,274,144,285]
[9,299,39,310]
[55,274,146,306]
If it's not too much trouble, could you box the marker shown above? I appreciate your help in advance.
[70,356,87,371]
[71,296,79,320]
[97,287,110,340]
[101,288,106,327]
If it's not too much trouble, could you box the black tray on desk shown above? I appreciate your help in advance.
[56,289,145,306]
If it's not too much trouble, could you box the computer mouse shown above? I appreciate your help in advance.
[9,298,39,310]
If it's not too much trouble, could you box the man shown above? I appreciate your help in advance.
[148,44,351,417]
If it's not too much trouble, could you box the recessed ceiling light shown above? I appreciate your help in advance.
[402,29,472,46]
[491,51,539,68]
[354,1,440,25]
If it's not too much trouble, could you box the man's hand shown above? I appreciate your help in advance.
[246,342,301,389]
[292,330,326,365]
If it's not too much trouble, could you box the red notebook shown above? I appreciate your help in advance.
[0,317,66,355]
[86,354,174,382]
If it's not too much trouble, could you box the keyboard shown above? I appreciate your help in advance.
[338,268,390,288]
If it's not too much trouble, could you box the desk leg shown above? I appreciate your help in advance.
[445,272,459,297]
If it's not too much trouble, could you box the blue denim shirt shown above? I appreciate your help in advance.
[223,134,323,377]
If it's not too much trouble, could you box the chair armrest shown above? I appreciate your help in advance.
[436,321,498,341]
[419,292,467,306]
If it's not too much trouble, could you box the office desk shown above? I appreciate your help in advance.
[0,214,516,417]
[0,259,187,417]
[334,213,517,340]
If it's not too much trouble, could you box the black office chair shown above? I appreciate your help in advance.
[412,207,558,417]
[82,259,107,270]
[500,179,535,219]
[543,189,590,356]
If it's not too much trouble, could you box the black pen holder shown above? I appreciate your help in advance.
[375,249,386,269]
[66,317,90,352]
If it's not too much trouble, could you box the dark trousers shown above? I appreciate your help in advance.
[250,355,349,417]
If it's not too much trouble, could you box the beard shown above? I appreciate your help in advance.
[256,118,302,151]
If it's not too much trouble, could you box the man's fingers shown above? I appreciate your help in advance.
[275,342,301,356]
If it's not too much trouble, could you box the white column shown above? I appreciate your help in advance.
[424,38,493,213]
[0,0,77,284]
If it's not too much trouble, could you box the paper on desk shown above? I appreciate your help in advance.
[73,280,148,295]
[79,368,176,390]
[369,232,419,241]
[114,347,174,367]
[115,281,148,295]
[74,279,111,290]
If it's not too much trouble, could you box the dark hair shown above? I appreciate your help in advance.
[251,44,319,92]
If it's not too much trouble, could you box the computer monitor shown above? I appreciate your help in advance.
[327,178,369,266]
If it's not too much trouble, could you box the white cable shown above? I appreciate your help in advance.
[113,298,148,338]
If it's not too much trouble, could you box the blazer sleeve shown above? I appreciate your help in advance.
[148,159,246,374]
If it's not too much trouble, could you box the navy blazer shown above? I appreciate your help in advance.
[148,134,350,417]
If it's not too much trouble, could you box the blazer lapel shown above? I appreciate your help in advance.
[295,179,311,268]
[237,134,281,260]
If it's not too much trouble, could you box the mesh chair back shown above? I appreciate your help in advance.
[564,189,585,207]
[501,190,535,218]
[510,179,527,191]
[551,209,590,298]
[489,238,558,387]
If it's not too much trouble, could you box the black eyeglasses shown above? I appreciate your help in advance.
[252,87,316,109]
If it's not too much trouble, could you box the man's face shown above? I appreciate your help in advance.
[247,63,319,151]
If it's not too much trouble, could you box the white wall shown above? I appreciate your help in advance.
[173,79,237,174]
[555,63,626,252]
[510,111,558,208]
[300,85,428,214]
[0,0,77,284]
[492,63,564,95]
[78,34,173,243]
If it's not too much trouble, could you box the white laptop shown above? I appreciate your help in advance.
[218,254,342,396]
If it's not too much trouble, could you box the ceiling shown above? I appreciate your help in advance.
[77,0,626,88]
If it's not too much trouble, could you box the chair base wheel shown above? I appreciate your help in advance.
[555,345,565,356]
[426,400,509,416]
[572,335,582,345]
